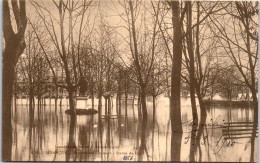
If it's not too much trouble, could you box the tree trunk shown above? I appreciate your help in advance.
[116,94,119,116]
[186,1,198,125]
[98,94,102,120]
[66,115,77,161]
[152,95,156,120]
[169,2,183,161]
[194,111,206,162]
[137,116,147,161]
[29,88,34,111]
[190,86,198,124]
[49,95,51,106]
[2,59,15,161]
[105,98,108,115]
[68,90,76,116]
[92,94,94,109]
[171,131,182,161]
[132,91,136,106]
[125,91,128,117]
[108,97,111,116]
[170,1,183,132]
[138,90,141,108]
[252,92,258,125]
[2,0,27,158]
[140,86,147,118]
[60,97,63,107]
[189,123,198,162]
[196,88,207,122]
[250,89,258,162]
[14,82,17,112]
[250,87,258,126]
[55,88,58,110]
[37,96,41,109]
[118,93,121,118]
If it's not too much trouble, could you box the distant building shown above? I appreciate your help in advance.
[236,93,246,101]
[212,93,226,101]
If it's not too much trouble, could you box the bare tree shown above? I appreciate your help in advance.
[208,2,258,161]
[209,1,258,121]
[114,0,160,118]
[183,2,219,122]
[29,0,93,115]
[2,0,27,160]
[166,1,185,161]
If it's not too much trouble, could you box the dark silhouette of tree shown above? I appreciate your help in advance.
[167,1,185,161]
[208,2,258,161]
[2,0,27,160]
[115,0,160,118]
[29,0,93,115]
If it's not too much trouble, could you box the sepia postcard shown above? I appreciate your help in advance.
[1,0,259,162]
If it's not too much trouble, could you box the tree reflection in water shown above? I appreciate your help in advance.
[171,131,182,161]
[250,118,257,162]
[65,115,77,161]
[193,111,207,162]
[11,100,258,162]
[189,114,198,162]
[28,104,34,161]
[137,116,149,161]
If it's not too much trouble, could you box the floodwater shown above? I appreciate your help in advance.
[11,97,258,162]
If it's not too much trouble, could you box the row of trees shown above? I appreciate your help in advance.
[3,0,258,161]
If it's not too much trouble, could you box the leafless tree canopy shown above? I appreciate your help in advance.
[2,0,259,162]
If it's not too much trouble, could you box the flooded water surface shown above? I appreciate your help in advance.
[11,97,257,162]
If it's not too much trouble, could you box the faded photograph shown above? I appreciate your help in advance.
[2,0,258,162]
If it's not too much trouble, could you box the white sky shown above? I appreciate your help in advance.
[23,0,258,74]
